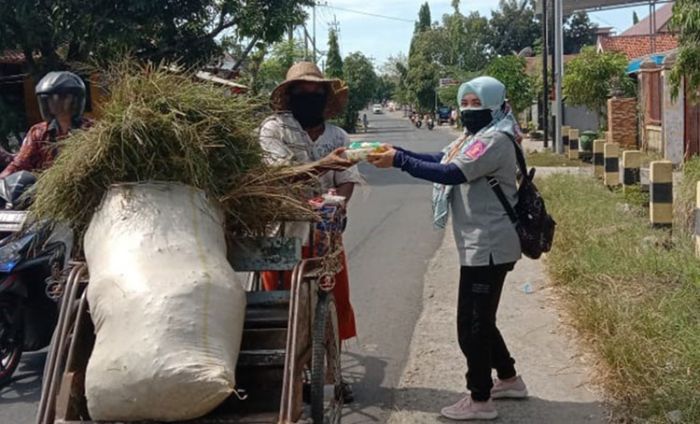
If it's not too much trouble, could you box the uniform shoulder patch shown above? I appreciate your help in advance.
[463,139,487,160]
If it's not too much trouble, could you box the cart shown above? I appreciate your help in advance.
[35,203,347,424]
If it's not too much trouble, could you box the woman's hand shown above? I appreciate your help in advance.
[367,146,397,168]
[318,147,355,170]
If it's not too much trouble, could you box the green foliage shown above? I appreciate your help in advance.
[564,11,598,54]
[342,52,377,132]
[254,39,306,95]
[563,47,635,122]
[486,55,533,114]
[437,85,459,109]
[374,75,396,103]
[488,0,540,56]
[415,2,432,33]
[325,29,344,79]
[0,0,313,75]
[442,10,491,71]
[669,0,700,102]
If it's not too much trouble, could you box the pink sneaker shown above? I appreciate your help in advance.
[440,395,498,420]
[491,375,528,399]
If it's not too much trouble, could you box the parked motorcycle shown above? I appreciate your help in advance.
[0,172,72,387]
[427,117,435,130]
[415,118,423,128]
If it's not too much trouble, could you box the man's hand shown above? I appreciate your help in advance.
[318,147,355,170]
[367,146,397,169]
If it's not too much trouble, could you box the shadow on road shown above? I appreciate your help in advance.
[0,351,45,405]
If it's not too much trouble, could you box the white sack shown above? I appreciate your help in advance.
[84,182,246,421]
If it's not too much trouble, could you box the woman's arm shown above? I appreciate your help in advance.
[367,148,466,185]
[394,146,444,163]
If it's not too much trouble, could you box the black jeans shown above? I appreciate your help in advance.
[457,261,517,401]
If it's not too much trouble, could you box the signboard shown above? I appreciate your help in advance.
[439,78,460,87]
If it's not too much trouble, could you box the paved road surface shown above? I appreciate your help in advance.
[0,109,453,424]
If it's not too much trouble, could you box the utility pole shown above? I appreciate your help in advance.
[542,0,549,149]
[313,2,317,64]
[554,0,564,154]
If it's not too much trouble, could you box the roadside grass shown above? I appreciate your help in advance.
[526,149,586,167]
[539,174,700,423]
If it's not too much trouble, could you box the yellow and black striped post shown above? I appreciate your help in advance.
[650,160,673,229]
[696,182,700,257]
[562,125,570,151]
[568,129,579,160]
[593,140,605,179]
[604,143,620,187]
[621,150,641,192]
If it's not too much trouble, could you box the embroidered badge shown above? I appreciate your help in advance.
[463,140,487,160]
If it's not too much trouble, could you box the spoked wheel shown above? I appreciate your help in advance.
[310,292,342,424]
[0,299,23,388]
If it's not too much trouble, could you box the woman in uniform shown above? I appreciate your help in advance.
[367,76,528,421]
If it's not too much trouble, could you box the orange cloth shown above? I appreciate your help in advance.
[262,246,357,341]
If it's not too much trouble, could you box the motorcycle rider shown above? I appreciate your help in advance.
[0,71,91,179]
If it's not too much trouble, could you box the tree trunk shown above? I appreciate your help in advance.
[231,37,259,72]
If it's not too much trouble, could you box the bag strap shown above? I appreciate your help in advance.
[487,176,518,224]
[486,131,527,225]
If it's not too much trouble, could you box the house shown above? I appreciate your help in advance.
[594,2,700,164]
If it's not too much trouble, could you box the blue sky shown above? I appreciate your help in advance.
[306,1,652,70]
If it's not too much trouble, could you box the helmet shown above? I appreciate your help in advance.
[35,71,86,124]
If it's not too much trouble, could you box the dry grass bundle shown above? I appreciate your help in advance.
[30,61,316,242]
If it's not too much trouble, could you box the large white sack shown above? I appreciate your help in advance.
[84,182,246,422]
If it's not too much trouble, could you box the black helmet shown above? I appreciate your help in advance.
[35,71,86,124]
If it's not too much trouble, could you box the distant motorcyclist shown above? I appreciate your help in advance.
[0,71,91,178]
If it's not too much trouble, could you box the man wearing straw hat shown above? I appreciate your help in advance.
[258,61,361,402]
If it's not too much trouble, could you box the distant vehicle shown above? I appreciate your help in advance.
[436,106,452,125]
[372,104,382,114]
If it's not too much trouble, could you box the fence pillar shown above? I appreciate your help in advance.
[650,160,673,229]
[621,150,641,192]
[593,140,605,179]
[568,129,579,160]
[604,143,620,187]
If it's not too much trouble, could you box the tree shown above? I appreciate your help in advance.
[488,0,540,56]
[669,0,700,102]
[564,11,598,54]
[406,3,441,112]
[374,75,396,102]
[486,55,533,114]
[0,0,313,75]
[416,2,432,33]
[437,85,460,109]
[563,47,635,124]
[443,9,491,71]
[325,29,344,79]
[406,30,441,112]
[633,11,640,25]
[382,54,409,104]
[342,52,377,132]
[254,38,306,94]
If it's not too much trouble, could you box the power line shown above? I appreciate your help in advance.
[318,3,414,23]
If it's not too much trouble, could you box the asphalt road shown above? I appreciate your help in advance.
[340,111,449,423]
[0,110,454,424]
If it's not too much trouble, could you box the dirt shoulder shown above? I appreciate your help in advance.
[386,229,606,423]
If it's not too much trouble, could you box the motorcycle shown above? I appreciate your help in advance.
[415,117,423,129]
[0,172,72,387]
[427,118,435,130]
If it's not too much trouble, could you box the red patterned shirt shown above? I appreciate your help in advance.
[0,119,92,178]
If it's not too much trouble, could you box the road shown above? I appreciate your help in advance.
[0,110,454,424]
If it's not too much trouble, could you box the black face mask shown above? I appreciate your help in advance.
[460,109,493,134]
[289,92,327,129]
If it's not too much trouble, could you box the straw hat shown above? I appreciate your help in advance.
[270,62,348,118]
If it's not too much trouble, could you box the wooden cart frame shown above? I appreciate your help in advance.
[36,212,346,424]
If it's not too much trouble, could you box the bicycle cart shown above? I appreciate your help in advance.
[36,201,347,424]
